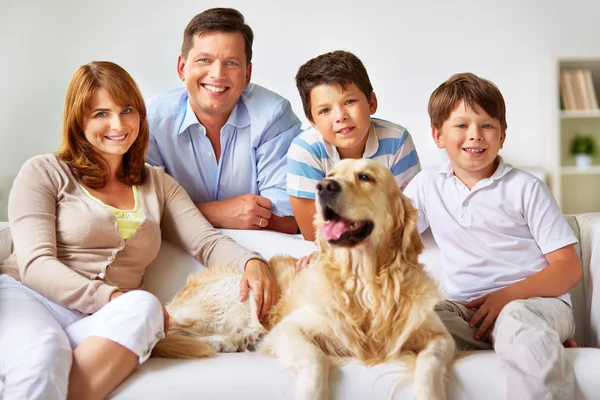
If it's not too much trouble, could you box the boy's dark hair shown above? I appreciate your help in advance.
[181,8,254,64]
[428,72,507,131]
[295,50,373,121]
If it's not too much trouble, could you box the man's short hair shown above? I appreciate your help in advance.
[428,72,507,131]
[295,50,373,121]
[181,8,254,64]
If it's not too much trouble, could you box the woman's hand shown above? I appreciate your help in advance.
[239,259,279,321]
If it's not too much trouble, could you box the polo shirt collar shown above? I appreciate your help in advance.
[323,122,378,161]
[435,156,513,181]
[362,122,379,158]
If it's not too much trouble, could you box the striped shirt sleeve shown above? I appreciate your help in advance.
[286,136,327,200]
[389,130,421,189]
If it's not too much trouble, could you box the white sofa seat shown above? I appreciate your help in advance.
[1,216,600,399]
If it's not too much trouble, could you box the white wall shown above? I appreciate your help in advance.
[1,0,600,220]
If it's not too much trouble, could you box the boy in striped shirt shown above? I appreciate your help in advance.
[287,50,420,241]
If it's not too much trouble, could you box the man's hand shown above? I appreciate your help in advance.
[465,286,519,342]
[239,259,279,320]
[198,194,273,230]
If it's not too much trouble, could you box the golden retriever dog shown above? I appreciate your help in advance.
[153,159,455,400]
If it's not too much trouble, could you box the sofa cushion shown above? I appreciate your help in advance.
[110,348,600,399]
[575,213,600,348]
[565,215,586,346]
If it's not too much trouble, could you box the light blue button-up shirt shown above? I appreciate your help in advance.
[146,84,302,216]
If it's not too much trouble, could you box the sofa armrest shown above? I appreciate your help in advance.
[573,212,600,348]
[0,222,12,263]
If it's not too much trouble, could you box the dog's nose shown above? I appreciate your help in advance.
[316,179,341,196]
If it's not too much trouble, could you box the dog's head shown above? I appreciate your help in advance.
[314,159,422,261]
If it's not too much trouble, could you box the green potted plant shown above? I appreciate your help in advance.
[569,133,597,169]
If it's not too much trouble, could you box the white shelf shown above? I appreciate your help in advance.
[560,109,600,119]
[560,166,600,175]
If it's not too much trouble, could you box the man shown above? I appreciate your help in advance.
[147,8,301,234]
[147,8,301,315]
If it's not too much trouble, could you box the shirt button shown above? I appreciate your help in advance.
[98,272,105,279]
[120,241,125,247]
[107,255,114,261]
[207,152,213,157]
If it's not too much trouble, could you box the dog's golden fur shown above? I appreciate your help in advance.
[153,159,455,400]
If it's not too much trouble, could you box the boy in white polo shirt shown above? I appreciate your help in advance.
[287,50,420,241]
[404,72,582,400]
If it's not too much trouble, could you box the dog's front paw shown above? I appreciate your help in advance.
[295,369,329,400]
[295,383,328,400]
[413,383,445,400]
[220,338,245,353]
[243,330,266,352]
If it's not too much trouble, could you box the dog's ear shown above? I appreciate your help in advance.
[313,209,329,251]
[397,193,424,263]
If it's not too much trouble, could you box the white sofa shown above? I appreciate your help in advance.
[1,214,600,399]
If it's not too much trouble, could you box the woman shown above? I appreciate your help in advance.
[0,61,277,399]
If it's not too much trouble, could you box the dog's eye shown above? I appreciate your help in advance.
[358,173,374,182]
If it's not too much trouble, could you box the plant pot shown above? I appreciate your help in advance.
[575,154,593,170]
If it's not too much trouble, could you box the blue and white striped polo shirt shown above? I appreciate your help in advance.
[287,119,421,199]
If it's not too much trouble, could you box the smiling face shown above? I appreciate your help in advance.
[433,100,506,188]
[308,83,377,159]
[83,88,140,164]
[177,31,252,123]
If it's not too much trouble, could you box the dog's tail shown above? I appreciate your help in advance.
[152,326,216,359]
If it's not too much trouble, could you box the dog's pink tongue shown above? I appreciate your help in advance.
[321,220,350,241]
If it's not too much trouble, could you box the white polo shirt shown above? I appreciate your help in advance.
[404,157,577,304]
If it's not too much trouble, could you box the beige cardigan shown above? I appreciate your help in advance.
[0,154,265,314]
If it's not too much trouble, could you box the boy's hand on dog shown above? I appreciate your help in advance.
[465,286,519,342]
[296,251,317,271]
[240,259,280,320]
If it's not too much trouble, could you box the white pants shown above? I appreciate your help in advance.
[0,275,165,400]
[436,297,576,400]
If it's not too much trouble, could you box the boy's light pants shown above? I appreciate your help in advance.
[436,297,575,400]
[0,275,165,400]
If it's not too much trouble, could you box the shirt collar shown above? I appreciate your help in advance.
[362,122,379,158]
[435,155,513,181]
[322,121,377,161]
[178,99,199,135]
[177,95,251,136]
